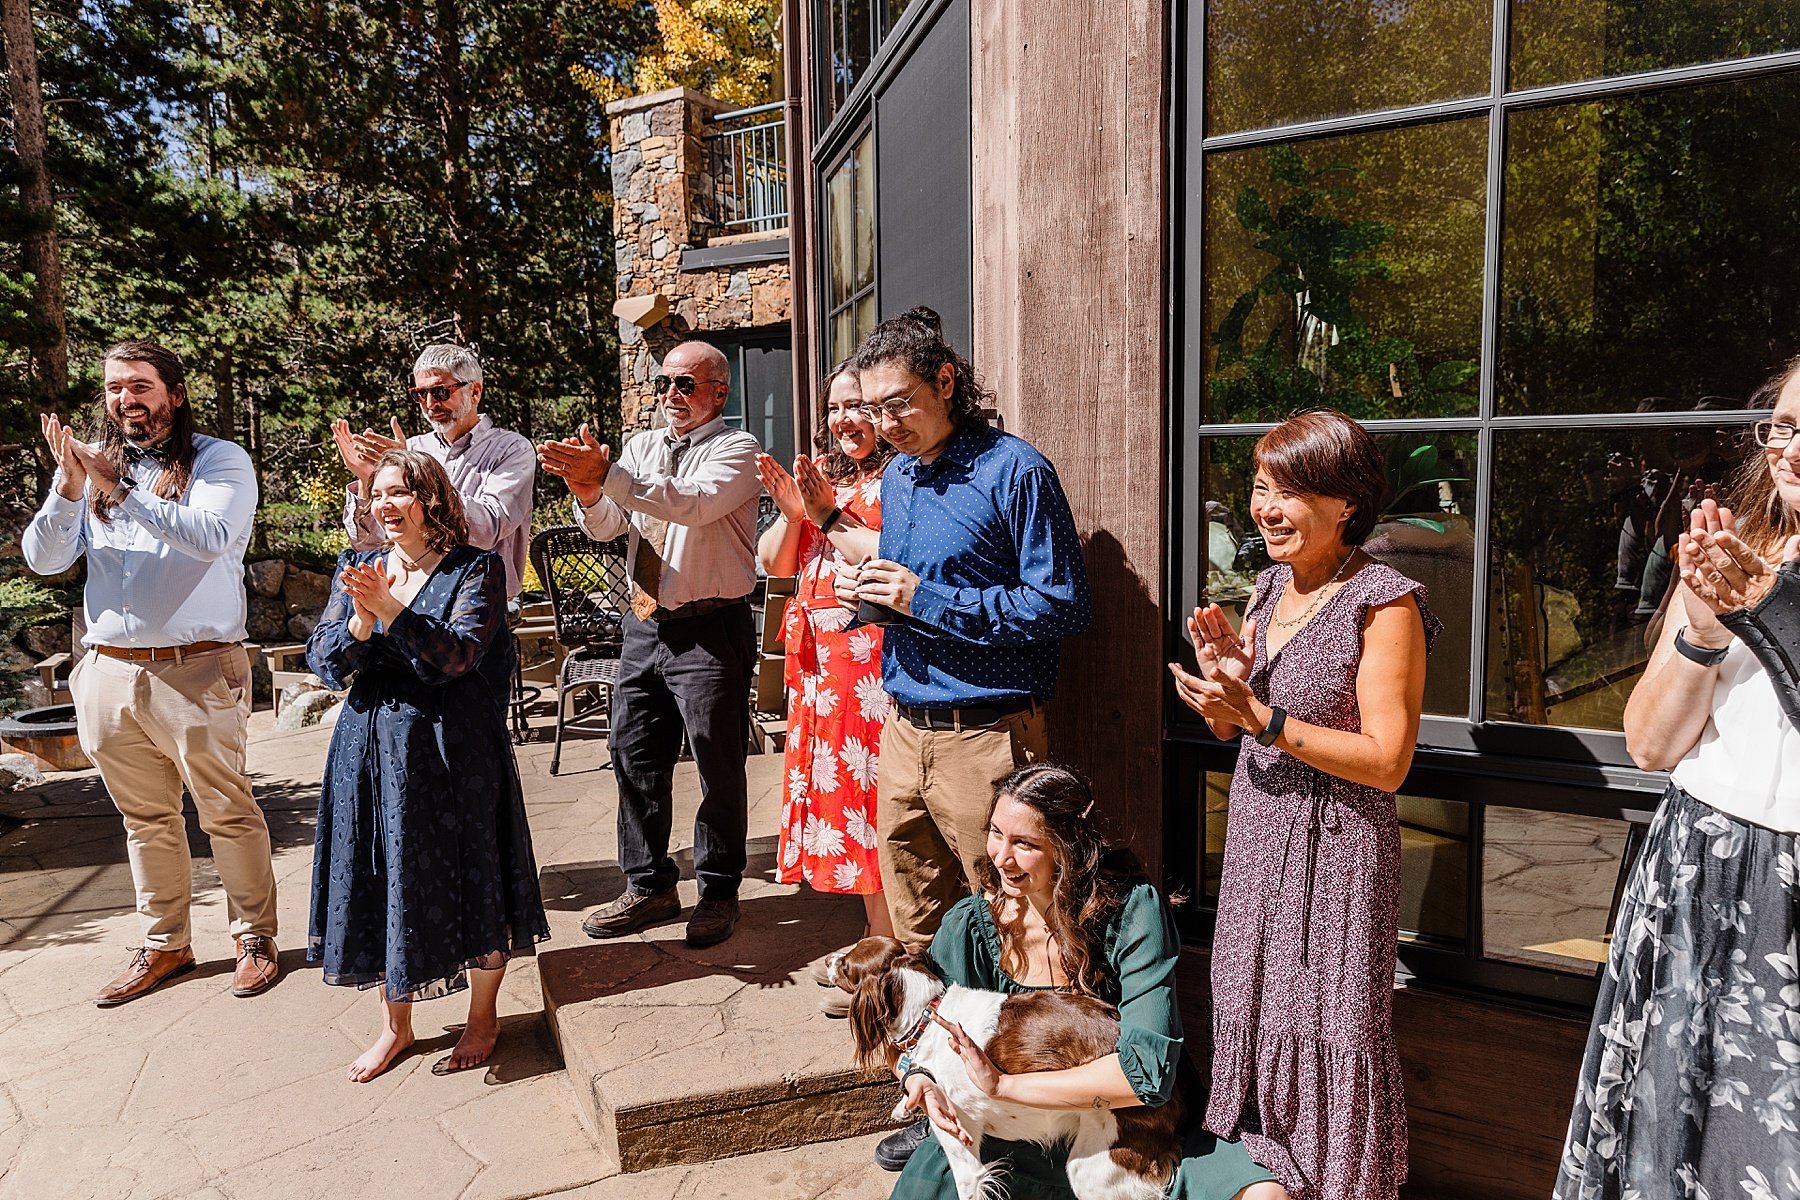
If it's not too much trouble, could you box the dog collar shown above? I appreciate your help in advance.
[892,992,943,1054]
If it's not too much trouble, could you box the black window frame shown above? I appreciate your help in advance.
[1170,0,1800,1009]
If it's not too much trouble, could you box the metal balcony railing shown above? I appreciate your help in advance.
[701,102,788,236]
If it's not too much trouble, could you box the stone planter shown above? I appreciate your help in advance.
[0,704,91,772]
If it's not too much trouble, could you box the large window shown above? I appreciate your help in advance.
[815,0,916,128]
[1176,6,1800,1005]
[822,130,877,366]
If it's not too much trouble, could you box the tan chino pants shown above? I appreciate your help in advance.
[876,705,1047,951]
[69,646,278,950]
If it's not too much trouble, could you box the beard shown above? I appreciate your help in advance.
[427,395,476,436]
[115,405,175,446]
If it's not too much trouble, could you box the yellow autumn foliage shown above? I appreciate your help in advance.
[572,0,781,116]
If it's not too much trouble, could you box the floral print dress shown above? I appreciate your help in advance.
[777,475,889,895]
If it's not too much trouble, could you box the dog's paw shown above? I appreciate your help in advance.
[889,1099,911,1122]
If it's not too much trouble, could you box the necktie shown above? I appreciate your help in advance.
[630,435,690,620]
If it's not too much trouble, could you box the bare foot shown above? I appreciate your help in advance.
[346,1028,414,1083]
[443,1017,499,1072]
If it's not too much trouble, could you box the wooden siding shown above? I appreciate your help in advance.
[969,0,1171,875]
[1175,949,1590,1199]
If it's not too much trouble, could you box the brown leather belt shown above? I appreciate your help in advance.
[93,640,238,663]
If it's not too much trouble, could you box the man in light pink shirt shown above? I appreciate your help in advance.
[332,344,535,601]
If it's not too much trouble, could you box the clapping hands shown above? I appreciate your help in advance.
[537,424,614,505]
[332,417,407,485]
[1168,604,1264,731]
[1678,499,1800,620]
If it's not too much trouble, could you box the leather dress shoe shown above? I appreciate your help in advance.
[95,946,197,1008]
[875,1117,933,1171]
[232,934,280,997]
[819,987,851,1018]
[582,888,681,939]
[684,896,740,947]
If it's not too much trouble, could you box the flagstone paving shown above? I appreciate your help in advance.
[0,712,894,1200]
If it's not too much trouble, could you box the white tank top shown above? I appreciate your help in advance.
[1670,639,1800,833]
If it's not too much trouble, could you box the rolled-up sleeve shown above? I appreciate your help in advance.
[1109,884,1186,1108]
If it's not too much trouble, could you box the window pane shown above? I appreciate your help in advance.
[1482,806,1639,975]
[1204,0,1492,137]
[824,132,875,309]
[1202,120,1485,424]
[1200,432,1477,717]
[885,0,913,34]
[830,309,857,367]
[1510,0,1800,91]
[827,0,875,115]
[1485,424,1751,729]
[1202,772,1470,949]
[1497,75,1800,415]
[853,133,877,291]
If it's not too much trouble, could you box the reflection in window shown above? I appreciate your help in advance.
[1510,0,1800,91]
[1486,424,1750,728]
[824,132,877,365]
[1498,74,1800,416]
[1202,122,1485,425]
[1201,773,1470,949]
[1481,806,1639,976]
[1200,432,1476,717]
[821,0,875,120]
[1203,0,1491,137]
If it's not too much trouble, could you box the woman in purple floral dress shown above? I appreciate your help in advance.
[1170,411,1439,1200]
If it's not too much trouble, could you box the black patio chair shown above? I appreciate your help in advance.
[530,525,631,775]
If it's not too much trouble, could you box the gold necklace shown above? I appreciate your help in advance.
[1270,552,1357,631]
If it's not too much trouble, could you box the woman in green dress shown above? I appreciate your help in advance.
[889,764,1286,1200]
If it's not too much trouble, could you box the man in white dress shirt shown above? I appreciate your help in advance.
[537,340,761,947]
[24,340,280,1006]
[331,343,535,601]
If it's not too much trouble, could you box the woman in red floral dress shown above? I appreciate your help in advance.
[758,365,894,953]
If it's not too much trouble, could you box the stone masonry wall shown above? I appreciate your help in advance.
[607,88,793,434]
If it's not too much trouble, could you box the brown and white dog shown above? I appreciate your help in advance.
[829,936,1184,1200]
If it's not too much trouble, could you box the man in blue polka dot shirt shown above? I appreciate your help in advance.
[833,308,1091,962]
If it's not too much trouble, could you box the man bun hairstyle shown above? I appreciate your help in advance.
[851,306,992,432]
[1252,409,1389,545]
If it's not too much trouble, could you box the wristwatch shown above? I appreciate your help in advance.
[1255,704,1288,746]
[106,476,135,506]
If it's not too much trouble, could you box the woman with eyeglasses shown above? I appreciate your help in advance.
[1555,359,1800,1199]
[756,364,896,1014]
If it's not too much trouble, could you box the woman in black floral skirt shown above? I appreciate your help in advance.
[1557,359,1800,1198]
[307,448,548,1082]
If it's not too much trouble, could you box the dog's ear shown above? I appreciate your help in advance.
[848,969,906,1075]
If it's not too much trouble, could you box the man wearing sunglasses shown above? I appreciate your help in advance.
[537,340,763,948]
[330,343,536,600]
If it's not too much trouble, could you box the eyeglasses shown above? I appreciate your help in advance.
[407,382,469,405]
[870,379,931,422]
[1753,420,1798,449]
[651,374,720,396]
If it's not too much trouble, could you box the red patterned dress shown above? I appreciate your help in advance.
[776,474,888,895]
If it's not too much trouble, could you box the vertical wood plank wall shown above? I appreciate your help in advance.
[969,0,1171,875]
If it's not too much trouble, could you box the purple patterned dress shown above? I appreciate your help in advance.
[1204,561,1440,1200]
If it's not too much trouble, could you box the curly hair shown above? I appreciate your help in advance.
[851,306,992,432]
[90,340,199,525]
[1732,354,1800,556]
[972,764,1146,998]
[370,448,468,553]
[812,361,895,484]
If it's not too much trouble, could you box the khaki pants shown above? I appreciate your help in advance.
[70,646,278,950]
[876,706,1047,951]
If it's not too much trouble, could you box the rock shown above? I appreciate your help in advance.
[726,270,751,298]
[651,235,673,261]
[285,612,320,640]
[611,148,641,192]
[0,753,44,793]
[19,680,53,709]
[278,674,327,711]
[245,559,287,597]
[246,594,288,641]
[620,112,649,144]
[21,622,70,659]
[283,569,331,614]
[0,645,32,674]
[272,688,341,732]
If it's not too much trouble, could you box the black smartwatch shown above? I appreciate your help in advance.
[1255,705,1287,746]
[1673,628,1730,667]
[818,506,844,535]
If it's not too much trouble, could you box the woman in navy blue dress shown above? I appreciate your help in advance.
[307,448,549,1082]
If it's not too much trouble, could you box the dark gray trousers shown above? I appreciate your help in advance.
[609,602,755,900]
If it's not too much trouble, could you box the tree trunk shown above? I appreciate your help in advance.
[433,0,475,344]
[214,341,237,443]
[1,0,69,402]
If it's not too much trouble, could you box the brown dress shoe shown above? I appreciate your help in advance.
[95,946,197,1008]
[232,935,280,997]
[582,888,681,939]
[684,896,740,948]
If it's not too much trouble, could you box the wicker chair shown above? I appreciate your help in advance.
[530,525,631,775]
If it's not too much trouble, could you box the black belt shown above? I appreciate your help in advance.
[898,696,1037,731]
[646,596,749,623]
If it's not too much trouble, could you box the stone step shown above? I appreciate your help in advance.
[539,879,899,1173]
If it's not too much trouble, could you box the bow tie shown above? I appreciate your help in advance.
[123,442,172,468]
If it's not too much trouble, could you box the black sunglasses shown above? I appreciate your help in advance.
[651,373,719,396]
[407,382,468,405]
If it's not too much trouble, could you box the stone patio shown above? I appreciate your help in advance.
[0,711,896,1200]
